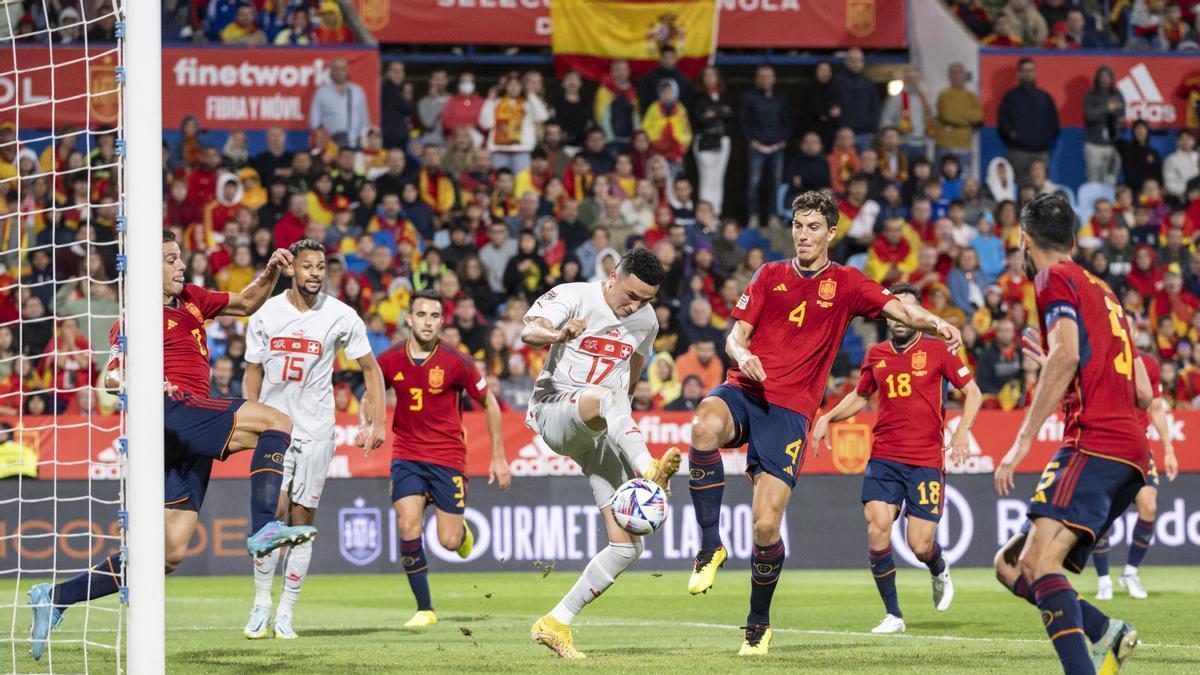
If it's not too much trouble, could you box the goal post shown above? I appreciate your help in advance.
[123,0,165,670]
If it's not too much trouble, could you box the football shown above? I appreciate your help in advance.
[609,478,669,535]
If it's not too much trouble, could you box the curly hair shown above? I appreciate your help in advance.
[619,248,666,287]
[288,239,325,257]
[790,190,839,229]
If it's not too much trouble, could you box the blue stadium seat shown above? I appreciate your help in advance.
[1075,181,1115,223]
[776,184,791,219]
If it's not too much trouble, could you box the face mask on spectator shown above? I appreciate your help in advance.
[459,81,475,96]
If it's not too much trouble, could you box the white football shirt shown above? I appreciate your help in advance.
[245,292,372,442]
[523,281,657,404]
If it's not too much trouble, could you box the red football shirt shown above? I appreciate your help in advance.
[856,337,974,469]
[377,339,489,472]
[1035,262,1149,470]
[1136,352,1161,430]
[108,284,229,398]
[726,260,893,420]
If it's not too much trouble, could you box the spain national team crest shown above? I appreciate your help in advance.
[831,421,871,474]
[818,279,837,301]
[911,351,927,372]
[356,0,390,31]
[846,0,876,37]
[88,54,120,124]
[428,366,444,390]
[338,498,382,566]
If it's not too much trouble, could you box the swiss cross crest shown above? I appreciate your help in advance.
[429,366,445,389]
[911,351,927,371]
[618,344,633,359]
[307,341,321,354]
[818,279,837,300]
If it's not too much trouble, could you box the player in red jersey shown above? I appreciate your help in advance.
[812,284,982,634]
[684,191,963,656]
[376,290,511,627]
[993,194,1152,674]
[28,230,318,660]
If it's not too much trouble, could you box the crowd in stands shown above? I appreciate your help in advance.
[2,36,1200,420]
[951,0,1200,50]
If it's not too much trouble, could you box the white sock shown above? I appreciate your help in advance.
[253,548,280,607]
[277,540,313,617]
[1123,564,1138,577]
[549,542,641,625]
[600,390,652,475]
[1098,574,1111,583]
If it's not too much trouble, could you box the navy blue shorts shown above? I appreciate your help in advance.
[1026,447,1145,573]
[1146,457,1160,489]
[390,459,467,515]
[164,393,245,511]
[708,384,809,489]
[861,457,945,523]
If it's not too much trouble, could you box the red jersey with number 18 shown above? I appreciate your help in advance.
[856,337,974,469]
[377,339,489,472]
[1034,261,1149,471]
[726,260,893,421]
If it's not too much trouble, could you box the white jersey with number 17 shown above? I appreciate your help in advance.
[245,293,372,442]
[523,281,657,405]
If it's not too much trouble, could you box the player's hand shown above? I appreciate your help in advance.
[994,435,1030,496]
[809,416,832,457]
[488,456,512,491]
[1164,448,1179,482]
[738,354,766,382]
[355,422,386,455]
[946,429,970,465]
[556,318,587,343]
[266,248,295,276]
[1021,328,1046,368]
[163,380,179,397]
[936,321,963,353]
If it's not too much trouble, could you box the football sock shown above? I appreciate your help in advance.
[1092,534,1111,578]
[1010,576,1036,605]
[54,552,123,607]
[249,430,289,533]
[747,539,785,626]
[600,390,652,475]
[550,542,641,625]
[401,538,432,611]
[277,539,312,617]
[869,547,902,617]
[687,447,725,552]
[1032,574,1094,674]
[1126,518,1154,569]
[1078,598,1110,643]
[917,541,947,576]
[252,548,280,607]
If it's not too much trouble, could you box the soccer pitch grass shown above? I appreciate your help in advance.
[7,566,1200,673]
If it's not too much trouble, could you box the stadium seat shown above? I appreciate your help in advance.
[776,184,791,219]
[1075,181,1116,223]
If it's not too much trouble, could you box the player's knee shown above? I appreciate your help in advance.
[611,540,642,561]
[908,536,933,560]
[690,415,720,451]
[1016,550,1045,582]
[164,545,187,574]
[267,408,292,434]
[753,518,781,545]
[439,529,464,551]
[1138,500,1157,521]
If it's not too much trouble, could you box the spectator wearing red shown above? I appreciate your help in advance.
[1128,244,1165,297]
[275,192,309,249]
[642,79,693,169]
[562,153,594,201]
[996,249,1036,321]
[480,73,549,174]
[417,144,457,217]
[827,127,860,195]
[1041,20,1080,48]
[1150,265,1200,337]
[165,179,202,232]
[865,218,918,284]
[186,146,222,212]
[202,172,243,240]
[981,14,1023,46]
[313,1,352,44]
[442,72,485,142]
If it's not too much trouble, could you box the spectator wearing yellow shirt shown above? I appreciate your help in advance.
[220,3,267,45]
[216,244,256,293]
[642,80,693,172]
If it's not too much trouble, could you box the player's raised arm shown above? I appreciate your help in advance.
[354,352,387,453]
[995,317,1080,496]
[222,248,294,317]
[879,298,962,352]
[482,389,511,490]
[726,319,765,382]
[521,316,586,347]
[810,390,870,456]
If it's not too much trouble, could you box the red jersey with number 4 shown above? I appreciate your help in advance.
[377,339,488,472]
[857,337,974,469]
[107,284,229,398]
[1137,352,1161,430]
[1035,261,1149,471]
[726,260,893,420]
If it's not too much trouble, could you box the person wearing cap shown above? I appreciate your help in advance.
[313,0,352,44]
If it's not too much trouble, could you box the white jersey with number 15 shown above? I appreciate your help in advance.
[245,293,372,442]
[523,281,657,404]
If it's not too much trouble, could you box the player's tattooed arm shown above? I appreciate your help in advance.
[243,362,264,402]
[726,320,765,381]
[222,248,294,317]
[995,318,1080,496]
[520,317,586,347]
[354,352,387,453]
[810,391,870,456]
[880,299,963,352]
[483,390,512,490]
[948,380,983,464]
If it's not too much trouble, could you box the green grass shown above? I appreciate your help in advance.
[5,566,1200,673]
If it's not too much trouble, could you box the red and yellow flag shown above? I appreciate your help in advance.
[551,0,718,81]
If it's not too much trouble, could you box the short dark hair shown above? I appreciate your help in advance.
[289,239,325,257]
[619,248,665,287]
[659,45,676,55]
[410,289,441,310]
[1020,193,1076,252]
[163,230,177,243]
[1017,57,1035,68]
[790,190,839,229]
[888,283,920,300]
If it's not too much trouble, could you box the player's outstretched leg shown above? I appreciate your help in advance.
[908,522,952,613]
[1092,532,1113,600]
[687,396,734,595]
[533,508,642,660]
[864,501,903,632]
[1119,488,1156,600]
[28,552,120,660]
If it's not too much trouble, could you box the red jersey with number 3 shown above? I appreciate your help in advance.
[857,337,974,469]
[377,340,488,472]
[108,284,228,398]
[726,260,893,420]
[1035,261,1149,471]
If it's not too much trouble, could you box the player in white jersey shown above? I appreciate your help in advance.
[524,249,681,660]
[241,240,387,639]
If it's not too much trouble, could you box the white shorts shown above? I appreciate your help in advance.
[527,391,634,508]
[282,438,335,509]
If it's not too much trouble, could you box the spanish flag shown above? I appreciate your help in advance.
[551,0,719,81]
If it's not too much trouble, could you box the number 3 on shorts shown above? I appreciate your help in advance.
[452,475,465,508]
